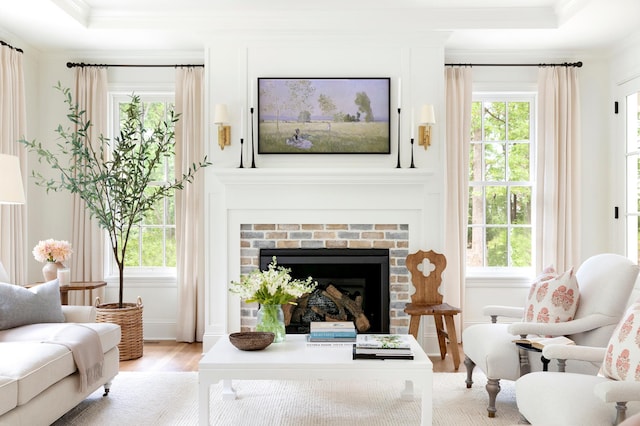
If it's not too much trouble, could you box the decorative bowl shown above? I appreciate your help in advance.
[229,332,275,351]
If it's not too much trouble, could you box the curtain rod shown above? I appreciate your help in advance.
[0,40,23,53]
[445,61,582,68]
[66,62,204,69]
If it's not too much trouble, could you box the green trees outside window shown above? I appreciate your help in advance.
[468,97,534,268]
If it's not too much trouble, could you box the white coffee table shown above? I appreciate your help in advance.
[198,334,433,425]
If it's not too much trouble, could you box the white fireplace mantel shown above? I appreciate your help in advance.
[203,167,443,351]
[212,167,436,185]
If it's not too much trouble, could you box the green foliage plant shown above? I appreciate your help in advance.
[20,83,211,307]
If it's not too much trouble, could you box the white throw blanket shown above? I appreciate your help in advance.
[44,324,104,392]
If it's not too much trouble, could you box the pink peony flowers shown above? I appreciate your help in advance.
[32,239,73,263]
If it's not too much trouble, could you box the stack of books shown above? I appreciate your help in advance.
[307,321,357,343]
[352,334,414,360]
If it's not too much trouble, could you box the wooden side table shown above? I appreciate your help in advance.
[26,281,107,305]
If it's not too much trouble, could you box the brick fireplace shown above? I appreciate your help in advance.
[238,224,410,334]
[204,168,440,351]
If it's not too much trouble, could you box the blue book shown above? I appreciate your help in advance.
[309,330,357,338]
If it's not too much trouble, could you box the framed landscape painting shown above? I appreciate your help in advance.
[257,78,390,154]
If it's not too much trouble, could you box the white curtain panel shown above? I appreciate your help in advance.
[0,44,27,285]
[69,67,107,305]
[175,67,205,342]
[536,67,581,273]
[443,67,472,341]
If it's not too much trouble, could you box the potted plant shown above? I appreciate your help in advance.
[21,83,210,359]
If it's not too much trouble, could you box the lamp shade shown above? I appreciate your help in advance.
[420,104,436,124]
[214,104,230,124]
[0,154,25,204]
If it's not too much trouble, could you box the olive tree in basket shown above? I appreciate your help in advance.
[20,83,211,309]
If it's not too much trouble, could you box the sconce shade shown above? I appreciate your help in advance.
[0,154,25,204]
[420,104,436,124]
[214,104,230,124]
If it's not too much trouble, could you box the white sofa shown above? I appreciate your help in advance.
[0,300,121,425]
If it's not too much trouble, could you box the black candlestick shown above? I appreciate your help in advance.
[410,138,415,168]
[396,108,402,168]
[238,138,244,168]
[250,107,256,168]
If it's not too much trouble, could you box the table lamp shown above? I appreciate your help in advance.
[0,153,26,281]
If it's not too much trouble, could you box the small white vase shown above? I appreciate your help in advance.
[42,261,65,282]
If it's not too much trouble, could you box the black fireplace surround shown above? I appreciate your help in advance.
[259,248,390,334]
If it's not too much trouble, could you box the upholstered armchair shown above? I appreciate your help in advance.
[516,303,640,425]
[462,253,640,417]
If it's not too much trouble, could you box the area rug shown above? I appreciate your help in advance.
[53,371,524,425]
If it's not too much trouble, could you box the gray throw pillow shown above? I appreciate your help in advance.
[0,280,65,330]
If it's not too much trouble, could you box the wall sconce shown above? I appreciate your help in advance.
[418,104,436,149]
[214,104,231,150]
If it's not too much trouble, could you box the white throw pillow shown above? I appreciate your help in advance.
[524,267,579,323]
[603,301,640,381]
[0,280,64,330]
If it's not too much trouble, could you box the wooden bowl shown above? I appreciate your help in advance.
[229,332,275,351]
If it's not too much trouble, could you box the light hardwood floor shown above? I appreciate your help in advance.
[118,341,465,373]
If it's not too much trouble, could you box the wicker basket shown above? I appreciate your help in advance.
[95,297,144,361]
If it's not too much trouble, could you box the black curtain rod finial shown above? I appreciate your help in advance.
[445,61,582,68]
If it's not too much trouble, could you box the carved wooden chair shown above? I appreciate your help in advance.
[403,249,461,370]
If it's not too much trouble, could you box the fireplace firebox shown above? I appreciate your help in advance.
[259,248,390,334]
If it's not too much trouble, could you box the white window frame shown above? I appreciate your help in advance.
[105,90,177,281]
[615,77,640,262]
[466,91,537,279]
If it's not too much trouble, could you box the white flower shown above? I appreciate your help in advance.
[229,257,317,305]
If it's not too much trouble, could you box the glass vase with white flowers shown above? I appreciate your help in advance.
[229,257,317,342]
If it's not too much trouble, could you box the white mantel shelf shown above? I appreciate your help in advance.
[212,167,436,185]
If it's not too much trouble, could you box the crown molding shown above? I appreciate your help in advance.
[51,0,90,27]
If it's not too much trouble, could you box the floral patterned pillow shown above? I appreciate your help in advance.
[602,302,640,381]
[524,267,579,323]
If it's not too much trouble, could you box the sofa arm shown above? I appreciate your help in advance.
[62,305,97,323]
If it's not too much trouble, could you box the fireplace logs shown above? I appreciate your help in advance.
[324,285,371,331]
[284,284,371,333]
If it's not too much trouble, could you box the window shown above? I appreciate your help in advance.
[467,94,535,270]
[109,92,176,275]
[624,91,640,262]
